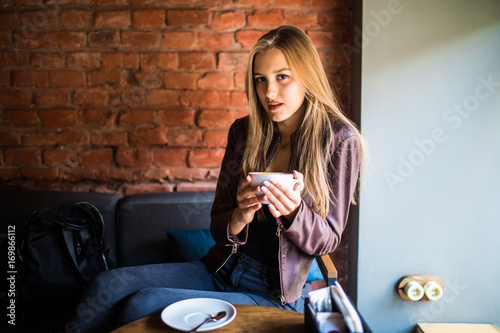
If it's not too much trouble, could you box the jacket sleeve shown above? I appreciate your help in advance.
[278,135,361,256]
[210,119,249,246]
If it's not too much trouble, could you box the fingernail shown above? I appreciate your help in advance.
[270,178,277,184]
[263,180,271,186]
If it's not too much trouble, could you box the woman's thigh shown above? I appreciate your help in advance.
[118,287,286,326]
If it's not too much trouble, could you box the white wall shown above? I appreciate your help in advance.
[358,0,500,332]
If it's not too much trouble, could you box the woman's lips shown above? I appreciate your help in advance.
[268,102,283,111]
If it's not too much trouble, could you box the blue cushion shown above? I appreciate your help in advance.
[166,229,215,262]
[166,229,324,282]
[307,258,323,282]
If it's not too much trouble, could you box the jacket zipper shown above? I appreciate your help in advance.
[276,226,286,305]
[215,243,239,273]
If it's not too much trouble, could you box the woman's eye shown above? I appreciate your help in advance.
[254,77,266,83]
[277,74,288,80]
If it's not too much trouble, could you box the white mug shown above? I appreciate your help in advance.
[249,172,304,205]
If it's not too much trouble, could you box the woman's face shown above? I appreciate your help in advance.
[253,48,306,126]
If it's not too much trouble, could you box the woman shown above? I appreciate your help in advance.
[72,25,364,332]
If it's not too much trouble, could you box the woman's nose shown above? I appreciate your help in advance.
[266,81,278,99]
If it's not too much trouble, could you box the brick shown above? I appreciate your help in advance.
[113,87,148,110]
[158,109,195,127]
[115,148,152,167]
[197,32,234,50]
[59,168,97,182]
[0,89,32,107]
[0,33,11,48]
[22,131,58,147]
[198,110,236,128]
[89,70,123,88]
[0,131,21,145]
[307,30,343,47]
[197,72,234,91]
[38,110,77,127]
[164,72,197,90]
[212,11,245,30]
[142,168,169,182]
[50,32,85,49]
[122,31,160,50]
[230,91,248,108]
[311,0,350,9]
[318,10,351,27]
[129,128,167,145]
[91,130,127,146]
[14,32,49,49]
[0,168,19,180]
[21,168,59,181]
[234,71,245,91]
[169,167,210,181]
[30,52,65,68]
[247,10,284,27]
[284,11,318,28]
[166,128,203,147]
[146,89,180,107]
[0,12,19,29]
[181,90,230,109]
[234,0,270,5]
[188,149,224,168]
[43,149,79,167]
[118,110,155,125]
[161,31,196,50]
[217,52,248,71]
[141,52,178,70]
[0,70,9,86]
[81,110,116,125]
[153,148,188,167]
[60,10,92,28]
[124,184,174,196]
[274,0,308,6]
[79,149,113,167]
[167,10,210,26]
[88,31,120,48]
[204,129,228,148]
[74,89,108,106]
[49,70,85,87]
[34,90,69,106]
[1,110,39,126]
[95,11,131,28]
[133,10,165,28]
[235,30,265,49]
[66,52,100,69]
[20,10,58,29]
[102,53,139,69]
[134,70,163,89]
[12,70,48,87]
[0,52,28,67]
[96,168,138,182]
[56,130,89,146]
[179,52,216,70]
[5,149,41,165]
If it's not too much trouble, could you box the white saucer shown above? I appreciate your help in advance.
[160,298,237,332]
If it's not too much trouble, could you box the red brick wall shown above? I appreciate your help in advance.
[1,0,352,282]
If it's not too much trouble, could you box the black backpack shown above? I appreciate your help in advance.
[16,202,113,322]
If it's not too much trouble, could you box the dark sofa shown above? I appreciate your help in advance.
[0,188,216,332]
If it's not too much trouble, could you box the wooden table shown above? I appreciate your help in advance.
[112,304,308,333]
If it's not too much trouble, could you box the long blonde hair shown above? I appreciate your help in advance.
[242,26,365,219]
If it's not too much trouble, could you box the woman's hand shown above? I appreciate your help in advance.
[230,175,267,235]
[261,170,304,220]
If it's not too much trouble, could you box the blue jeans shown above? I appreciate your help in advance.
[71,253,305,333]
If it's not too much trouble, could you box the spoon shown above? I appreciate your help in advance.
[188,310,226,332]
